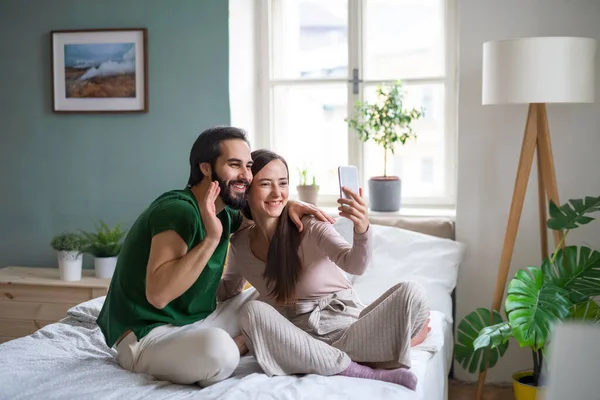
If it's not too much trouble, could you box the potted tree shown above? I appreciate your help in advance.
[296,167,319,205]
[454,195,600,400]
[345,81,423,212]
[50,232,85,281]
[81,221,127,279]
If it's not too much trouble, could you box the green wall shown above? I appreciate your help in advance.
[0,0,230,268]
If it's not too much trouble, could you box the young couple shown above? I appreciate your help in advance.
[97,126,431,391]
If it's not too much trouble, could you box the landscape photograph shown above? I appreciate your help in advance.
[64,42,136,98]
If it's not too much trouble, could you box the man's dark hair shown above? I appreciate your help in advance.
[187,126,250,187]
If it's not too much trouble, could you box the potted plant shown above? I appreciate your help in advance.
[50,232,85,281]
[454,195,600,400]
[345,81,423,212]
[296,167,319,205]
[81,220,127,279]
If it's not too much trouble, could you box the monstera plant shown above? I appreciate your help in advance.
[455,195,600,388]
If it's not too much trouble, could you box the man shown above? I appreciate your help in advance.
[96,126,333,387]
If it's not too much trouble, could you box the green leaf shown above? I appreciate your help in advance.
[80,220,128,257]
[473,321,512,350]
[505,267,571,349]
[543,246,600,303]
[50,232,85,252]
[547,196,600,230]
[344,81,423,177]
[571,299,600,321]
[454,308,509,374]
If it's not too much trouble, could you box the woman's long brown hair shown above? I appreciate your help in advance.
[243,149,302,304]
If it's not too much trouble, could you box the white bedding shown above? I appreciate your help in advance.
[0,223,461,399]
[0,293,453,400]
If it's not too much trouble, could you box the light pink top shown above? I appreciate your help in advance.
[218,216,372,306]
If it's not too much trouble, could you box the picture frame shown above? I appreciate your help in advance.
[51,28,148,113]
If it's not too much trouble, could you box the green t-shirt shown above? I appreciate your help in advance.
[96,187,243,348]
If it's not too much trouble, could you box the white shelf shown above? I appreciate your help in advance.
[320,206,456,220]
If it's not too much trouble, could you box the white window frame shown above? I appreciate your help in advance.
[254,0,458,209]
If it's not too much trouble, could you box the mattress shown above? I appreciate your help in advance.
[0,291,453,400]
[421,283,454,400]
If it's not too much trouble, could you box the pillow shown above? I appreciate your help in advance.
[66,296,106,323]
[334,220,466,308]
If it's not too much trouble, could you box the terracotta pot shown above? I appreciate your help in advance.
[296,185,319,205]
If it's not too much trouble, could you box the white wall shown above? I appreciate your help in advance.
[229,0,257,144]
[456,0,600,383]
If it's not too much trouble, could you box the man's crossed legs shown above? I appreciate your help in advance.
[115,289,259,387]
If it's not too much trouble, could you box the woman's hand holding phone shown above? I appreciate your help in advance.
[337,187,370,234]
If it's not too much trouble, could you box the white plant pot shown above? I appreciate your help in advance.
[57,251,83,281]
[94,256,118,279]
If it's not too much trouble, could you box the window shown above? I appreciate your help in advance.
[421,157,434,184]
[232,0,457,208]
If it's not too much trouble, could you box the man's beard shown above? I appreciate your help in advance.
[211,170,249,210]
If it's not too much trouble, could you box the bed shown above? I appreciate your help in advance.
[0,217,465,400]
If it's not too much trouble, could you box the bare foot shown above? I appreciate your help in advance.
[233,335,249,355]
[411,317,431,347]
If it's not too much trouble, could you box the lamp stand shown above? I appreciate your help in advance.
[475,103,564,399]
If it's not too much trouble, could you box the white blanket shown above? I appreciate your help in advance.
[0,296,449,400]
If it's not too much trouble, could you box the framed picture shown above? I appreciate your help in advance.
[51,28,148,113]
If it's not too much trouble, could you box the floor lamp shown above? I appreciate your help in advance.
[475,36,597,398]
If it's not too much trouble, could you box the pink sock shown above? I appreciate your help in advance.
[337,361,417,391]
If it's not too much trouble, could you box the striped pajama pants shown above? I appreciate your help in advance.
[239,281,430,377]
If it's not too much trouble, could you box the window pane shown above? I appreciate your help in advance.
[361,83,446,198]
[272,84,348,195]
[271,0,348,79]
[364,0,445,80]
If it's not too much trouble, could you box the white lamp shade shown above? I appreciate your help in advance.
[482,36,597,104]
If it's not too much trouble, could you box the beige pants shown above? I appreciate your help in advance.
[240,281,429,377]
[116,288,259,387]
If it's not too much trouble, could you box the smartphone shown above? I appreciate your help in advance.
[338,165,360,200]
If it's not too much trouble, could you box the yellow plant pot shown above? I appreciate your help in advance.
[513,370,545,400]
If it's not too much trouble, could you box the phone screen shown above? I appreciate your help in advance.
[338,166,360,199]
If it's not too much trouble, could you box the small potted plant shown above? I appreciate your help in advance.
[345,81,423,212]
[296,168,319,205]
[50,232,85,281]
[81,221,127,279]
[454,195,600,400]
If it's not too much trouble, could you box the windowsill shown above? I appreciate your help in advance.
[319,206,456,220]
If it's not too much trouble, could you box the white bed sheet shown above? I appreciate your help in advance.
[0,291,453,400]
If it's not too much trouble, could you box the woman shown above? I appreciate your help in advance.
[218,150,431,390]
